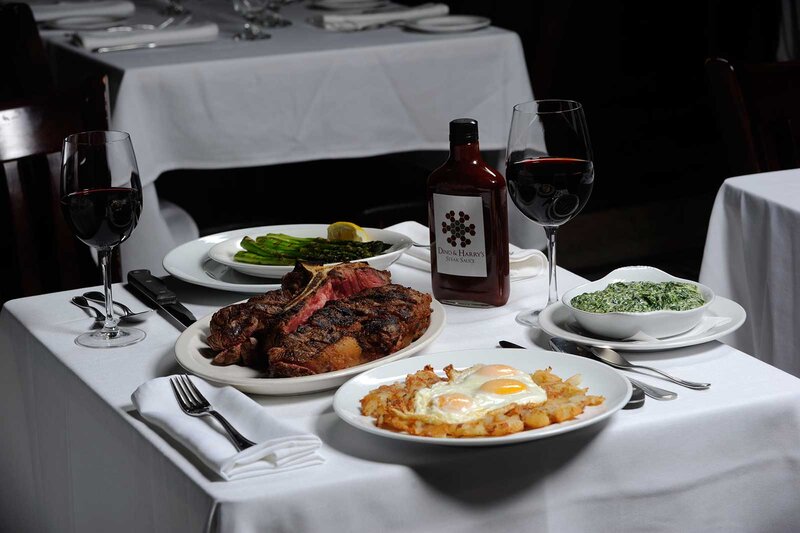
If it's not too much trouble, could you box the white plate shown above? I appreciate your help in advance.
[163,229,281,294]
[311,0,388,11]
[174,299,446,395]
[333,347,631,446]
[539,297,746,352]
[208,224,413,279]
[44,15,128,30]
[403,15,490,33]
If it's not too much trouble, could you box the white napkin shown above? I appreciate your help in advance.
[387,221,548,280]
[132,376,324,481]
[73,22,219,50]
[309,2,449,31]
[623,316,733,342]
[30,1,135,22]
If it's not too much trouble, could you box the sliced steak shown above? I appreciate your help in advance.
[267,284,432,377]
[275,262,391,337]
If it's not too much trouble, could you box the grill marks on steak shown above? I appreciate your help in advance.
[206,262,391,367]
[278,262,391,336]
[267,284,432,377]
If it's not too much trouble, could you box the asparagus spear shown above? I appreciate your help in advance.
[235,234,391,265]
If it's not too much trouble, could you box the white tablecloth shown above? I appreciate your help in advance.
[41,0,539,274]
[2,260,800,532]
[700,169,800,377]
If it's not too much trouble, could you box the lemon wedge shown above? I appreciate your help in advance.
[327,221,370,242]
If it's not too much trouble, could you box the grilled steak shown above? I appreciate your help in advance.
[267,284,432,377]
[207,262,391,366]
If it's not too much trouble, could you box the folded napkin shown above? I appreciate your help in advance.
[73,22,219,50]
[132,376,324,481]
[309,2,449,31]
[623,315,733,342]
[387,221,548,280]
[30,1,135,22]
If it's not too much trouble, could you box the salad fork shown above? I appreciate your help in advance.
[170,375,256,451]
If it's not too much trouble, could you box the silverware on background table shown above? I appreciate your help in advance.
[126,269,197,330]
[170,375,256,451]
[497,339,646,410]
[589,346,710,390]
[82,291,154,322]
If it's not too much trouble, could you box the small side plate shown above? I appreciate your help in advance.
[403,15,490,33]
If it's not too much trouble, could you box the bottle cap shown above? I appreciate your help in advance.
[449,118,479,143]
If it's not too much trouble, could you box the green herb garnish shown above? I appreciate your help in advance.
[570,281,705,313]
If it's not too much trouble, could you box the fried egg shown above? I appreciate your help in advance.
[412,364,547,424]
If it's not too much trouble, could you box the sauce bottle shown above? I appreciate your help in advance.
[427,118,510,307]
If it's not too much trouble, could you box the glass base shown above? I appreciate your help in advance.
[515,308,541,327]
[75,326,146,348]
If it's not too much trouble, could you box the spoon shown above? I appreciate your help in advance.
[71,296,105,321]
[545,337,677,401]
[589,345,710,390]
[82,291,154,322]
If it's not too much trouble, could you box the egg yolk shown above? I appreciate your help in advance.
[476,364,520,377]
[434,393,474,413]
[479,379,528,395]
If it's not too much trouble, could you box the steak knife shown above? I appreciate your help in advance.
[127,269,197,330]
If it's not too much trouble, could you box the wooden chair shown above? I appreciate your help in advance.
[0,3,55,101]
[0,77,111,302]
[706,57,800,176]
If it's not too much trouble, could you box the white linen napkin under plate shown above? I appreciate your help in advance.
[387,221,548,280]
[73,22,219,50]
[308,2,449,31]
[30,1,135,22]
[132,376,324,481]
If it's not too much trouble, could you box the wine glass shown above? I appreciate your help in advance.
[506,100,594,326]
[61,131,145,348]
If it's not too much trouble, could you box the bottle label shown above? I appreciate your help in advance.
[432,193,487,277]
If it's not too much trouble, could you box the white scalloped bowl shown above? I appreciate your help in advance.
[561,266,715,340]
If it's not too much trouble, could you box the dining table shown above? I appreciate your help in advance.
[2,241,800,532]
[699,168,800,378]
[37,0,542,275]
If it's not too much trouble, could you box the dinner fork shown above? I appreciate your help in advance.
[170,375,256,451]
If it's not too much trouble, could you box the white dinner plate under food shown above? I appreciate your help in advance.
[311,0,388,10]
[538,297,746,352]
[403,15,490,33]
[208,224,413,279]
[174,299,446,395]
[163,229,281,294]
[44,15,128,30]
[333,347,631,446]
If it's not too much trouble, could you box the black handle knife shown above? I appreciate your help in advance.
[127,269,197,330]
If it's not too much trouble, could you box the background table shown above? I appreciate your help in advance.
[700,168,800,377]
[2,259,800,532]
[42,0,540,274]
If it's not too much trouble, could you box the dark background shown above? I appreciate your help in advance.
[155,0,783,281]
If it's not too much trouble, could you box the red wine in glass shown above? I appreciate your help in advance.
[506,157,594,226]
[61,186,142,248]
[61,131,145,348]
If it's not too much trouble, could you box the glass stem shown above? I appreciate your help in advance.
[99,249,119,333]
[544,226,558,306]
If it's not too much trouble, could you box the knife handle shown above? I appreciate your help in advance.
[127,269,174,304]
